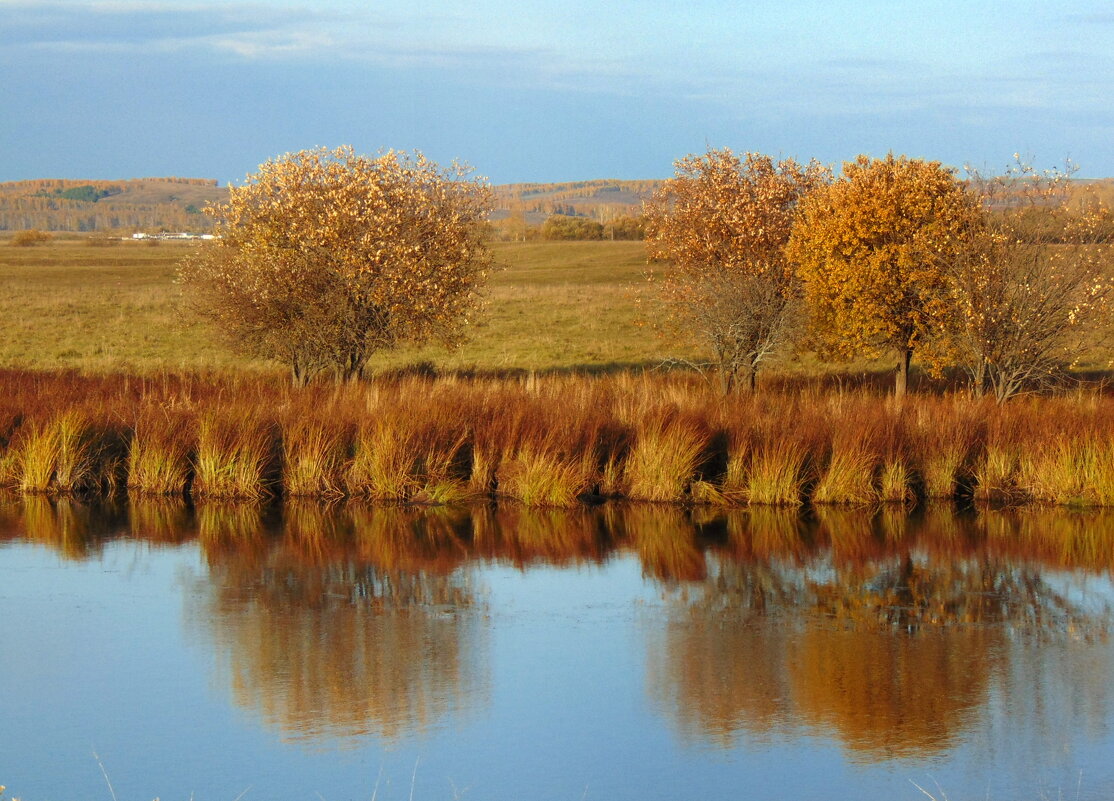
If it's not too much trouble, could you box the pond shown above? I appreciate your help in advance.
[2,497,1113,801]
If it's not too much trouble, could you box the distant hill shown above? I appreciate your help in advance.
[492,179,662,225]
[0,176,660,233]
[0,178,227,232]
[13,174,1105,234]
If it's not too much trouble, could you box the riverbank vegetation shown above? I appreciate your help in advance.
[5,368,1114,508]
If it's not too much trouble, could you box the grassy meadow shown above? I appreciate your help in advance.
[0,237,683,373]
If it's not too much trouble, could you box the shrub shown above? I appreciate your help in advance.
[11,229,53,247]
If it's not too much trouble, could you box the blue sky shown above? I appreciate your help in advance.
[2,0,1112,184]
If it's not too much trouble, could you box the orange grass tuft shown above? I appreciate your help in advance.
[0,367,1113,511]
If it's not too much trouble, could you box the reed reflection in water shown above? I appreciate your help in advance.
[4,493,1114,766]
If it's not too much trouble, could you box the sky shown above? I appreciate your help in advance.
[2,0,1113,185]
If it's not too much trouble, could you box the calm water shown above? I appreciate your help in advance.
[2,497,1114,801]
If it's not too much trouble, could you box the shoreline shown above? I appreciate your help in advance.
[4,367,1114,509]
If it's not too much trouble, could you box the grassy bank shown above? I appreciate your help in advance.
[3,368,1114,508]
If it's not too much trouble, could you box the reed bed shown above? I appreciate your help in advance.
[128,405,194,495]
[812,448,878,505]
[193,412,276,500]
[623,414,708,502]
[4,366,1114,511]
[4,411,116,494]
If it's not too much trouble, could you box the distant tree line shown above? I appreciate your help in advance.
[0,198,219,232]
[33,185,120,203]
[0,178,222,232]
[541,214,645,240]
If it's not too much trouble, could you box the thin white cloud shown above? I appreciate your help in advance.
[206,29,336,59]
[0,1,335,53]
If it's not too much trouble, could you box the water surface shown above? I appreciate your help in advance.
[2,498,1113,801]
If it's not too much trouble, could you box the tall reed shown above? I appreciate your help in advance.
[3,367,1114,511]
[745,441,807,506]
[128,407,194,495]
[347,419,470,503]
[812,449,878,505]
[623,416,707,502]
[282,420,348,498]
[497,446,595,506]
[878,461,915,504]
[909,398,979,499]
[1018,436,1114,506]
[811,396,882,505]
[11,412,102,494]
[0,409,24,488]
[713,426,752,505]
[193,412,275,500]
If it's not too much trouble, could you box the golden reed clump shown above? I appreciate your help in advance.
[3,367,1114,509]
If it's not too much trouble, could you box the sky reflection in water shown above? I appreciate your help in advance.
[1,497,1113,801]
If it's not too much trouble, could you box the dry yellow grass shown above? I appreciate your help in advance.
[0,238,673,373]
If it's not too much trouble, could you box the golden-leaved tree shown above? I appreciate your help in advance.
[645,149,828,393]
[787,154,981,397]
[178,147,493,384]
[951,160,1114,400]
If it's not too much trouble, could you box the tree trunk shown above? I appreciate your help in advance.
[339,350,365,383]
[291,360,309,388]
[342,363,363,383]
[972,358,988,398]
[718,366,735,395]
[895,349,912,398]
[741,364,757,394]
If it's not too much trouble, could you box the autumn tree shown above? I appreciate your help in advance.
[603,215,645,240]
[787,154,981,397]
[178,147,493,384]
[541,214,604,240]
[645,149,828,393]
[950,160,1114,400]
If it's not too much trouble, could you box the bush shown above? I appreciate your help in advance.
[542,214,604,240]
[11,229,53,247]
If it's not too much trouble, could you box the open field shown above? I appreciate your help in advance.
[0,238,702,373]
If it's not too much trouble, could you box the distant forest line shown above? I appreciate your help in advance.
[6,173,1113,240]
[0,176,663,234]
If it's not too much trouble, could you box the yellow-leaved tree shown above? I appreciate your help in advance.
[786,154,981,396]
[645,148,829,393]
[178,146,493,384]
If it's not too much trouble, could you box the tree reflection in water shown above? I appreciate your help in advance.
[190,502,485,746]
[3,494,1113,760]
[647,505,1114,762]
